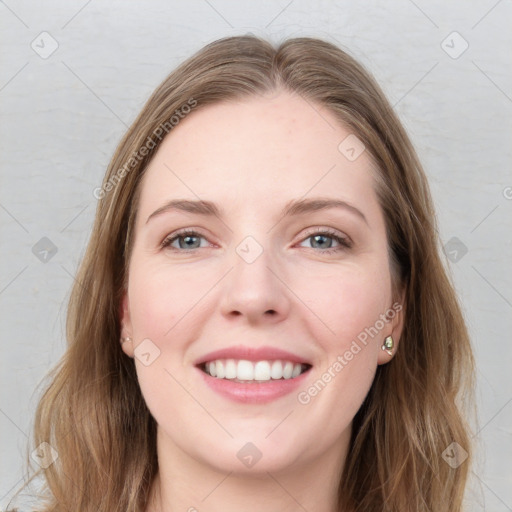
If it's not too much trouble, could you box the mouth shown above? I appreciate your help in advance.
[198,359,312,382]
[194,345,313,403]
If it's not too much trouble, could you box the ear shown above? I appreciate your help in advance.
[377,291,406,365]
[120,291,134,358]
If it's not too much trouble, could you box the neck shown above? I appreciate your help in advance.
[146,426,350,512]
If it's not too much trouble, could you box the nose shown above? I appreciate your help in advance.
[219,248,291,325]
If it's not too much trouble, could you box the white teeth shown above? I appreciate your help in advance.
[237,360,254,380]
[270,360,283,379]
[204,359,307,381]
[225,359,237,379]
[216,360,225,379]
[291,363,302,378]
[282,361,293,379]
[254,361,271,381]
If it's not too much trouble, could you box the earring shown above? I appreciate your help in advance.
[381,335,394,355]
[121,336,132,344]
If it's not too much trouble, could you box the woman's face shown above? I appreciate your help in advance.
[121,90,403,475]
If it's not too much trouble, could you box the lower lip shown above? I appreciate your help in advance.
[196,366,311,404]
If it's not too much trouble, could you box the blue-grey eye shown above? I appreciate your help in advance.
[309,234,335,249]
[177,234,202,249]
[299,231,349,251]
[162,230,208,250]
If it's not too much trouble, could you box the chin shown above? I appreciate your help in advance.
[192,431,309,475]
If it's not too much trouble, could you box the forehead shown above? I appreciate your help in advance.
[136,91,379,219]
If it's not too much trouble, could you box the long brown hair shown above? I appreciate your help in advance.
[17,35,475,511]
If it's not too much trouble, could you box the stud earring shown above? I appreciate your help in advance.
[121,336,132,344]
[381,335,394,355]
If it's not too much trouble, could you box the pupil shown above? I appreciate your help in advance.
[181,236,199,249]
[312,235,331,249]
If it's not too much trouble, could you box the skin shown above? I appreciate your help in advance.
[120,90,404,512]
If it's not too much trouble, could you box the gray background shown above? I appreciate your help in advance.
[1,0,511,509]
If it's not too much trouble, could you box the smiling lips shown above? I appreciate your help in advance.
[196,345,312,382]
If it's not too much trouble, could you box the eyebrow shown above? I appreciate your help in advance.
[146,197,368,225]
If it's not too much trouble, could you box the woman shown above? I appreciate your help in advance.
[21,35,474,511]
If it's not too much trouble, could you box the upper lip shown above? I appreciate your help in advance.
[194,345,313,366]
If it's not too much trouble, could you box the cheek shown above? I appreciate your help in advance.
[126,259,204,426]
[127,258,214,339]
[293,261,392,351]
[291,265,390,442]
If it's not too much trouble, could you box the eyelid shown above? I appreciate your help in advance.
[160,228,214,250]
[300,226,350,240]
[297,227,352,251]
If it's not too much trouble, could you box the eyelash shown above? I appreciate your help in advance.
[301,227,352,253]
[160,228,352,254]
